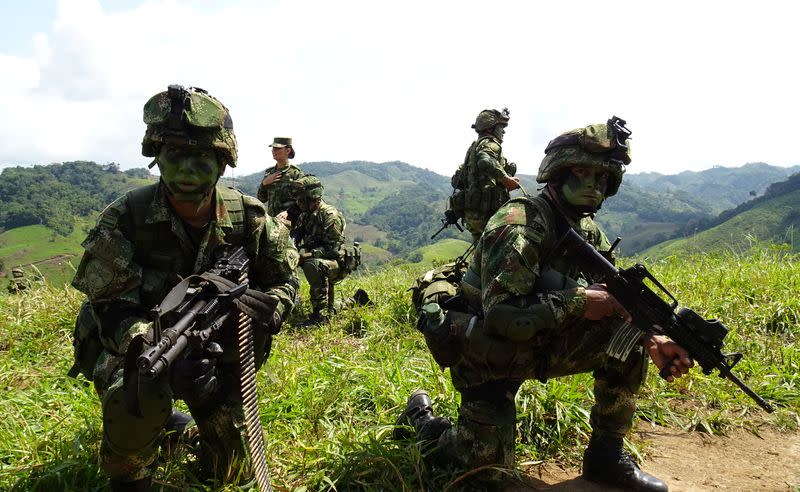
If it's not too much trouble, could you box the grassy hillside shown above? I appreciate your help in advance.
[642,190,800,258]
[0,217,93,288]
[0,251,797,490]
[405,238,473,266]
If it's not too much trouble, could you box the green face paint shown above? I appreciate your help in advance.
[560,167,608,213]
[157,144,221,202]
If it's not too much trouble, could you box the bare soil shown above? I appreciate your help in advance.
[505,425,799,492]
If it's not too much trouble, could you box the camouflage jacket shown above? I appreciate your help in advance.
[72,182,299,355]
[474,192,613,330]
[256,163,305,216]
[294,200,346,261]
[466,136,511,191]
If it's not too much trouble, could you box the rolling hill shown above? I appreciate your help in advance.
[642,172,800,257]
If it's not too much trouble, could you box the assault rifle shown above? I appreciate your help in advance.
[431,209,464,239]
[557,228,774,413]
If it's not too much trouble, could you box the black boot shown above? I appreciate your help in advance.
[582,437,668,492]
[394,390,452,441]
[110,477,152,492]
[162,409,194,456]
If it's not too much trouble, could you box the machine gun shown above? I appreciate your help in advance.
[431,209,464,239]
[127,246,274,491]
[135,246,250,379]
[557,227,774,413]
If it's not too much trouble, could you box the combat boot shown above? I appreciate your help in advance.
[394,390,452,441]
[582,437,668,492]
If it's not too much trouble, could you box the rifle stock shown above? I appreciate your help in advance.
[557,227,774,413]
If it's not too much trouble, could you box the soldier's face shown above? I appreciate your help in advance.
[297,195,320,212]
[157,144,221,203]
[493,124,506,142]
[560,166,608,211]
[272,146,291,162]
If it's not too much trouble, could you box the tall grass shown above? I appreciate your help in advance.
[0,249,797,490]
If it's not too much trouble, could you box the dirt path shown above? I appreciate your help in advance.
[502,425,799,491]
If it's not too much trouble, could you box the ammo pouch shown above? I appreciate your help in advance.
[68,300,105,379]
[464,185,509,215]
[338,242,362,274]
[451,166,466,190]
[448,189,466,216]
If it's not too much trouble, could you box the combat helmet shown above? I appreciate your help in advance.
[141,85,238,168]
[472,108,510,133]
[537,116,632,197]
[294,175,324,200]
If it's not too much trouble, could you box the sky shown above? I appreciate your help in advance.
[1,0,799,179]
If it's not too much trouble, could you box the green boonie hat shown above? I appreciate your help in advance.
[293,175,323,199]
[269,137,295,159]
[141,85,238,168]
[537,116,632,197]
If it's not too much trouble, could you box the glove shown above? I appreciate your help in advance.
[169,342,223,407]
[200,273,282,332]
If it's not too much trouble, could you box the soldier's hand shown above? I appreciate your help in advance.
[583,284,632,322]
[261,170,283,187]
[643,333,694,382]
[503,175,521,191]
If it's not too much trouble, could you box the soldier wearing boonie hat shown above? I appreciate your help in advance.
[258,137,305,222]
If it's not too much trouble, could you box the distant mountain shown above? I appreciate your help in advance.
[626,162,800,214]
[642,172,800,257]
[2,159,798,284]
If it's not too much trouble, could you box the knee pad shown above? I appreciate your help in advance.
[102,376,173,455]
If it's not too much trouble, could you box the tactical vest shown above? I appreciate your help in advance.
[125,184,248,307]
[462,137,510,216]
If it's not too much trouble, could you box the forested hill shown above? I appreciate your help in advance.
[0,162,152,235]
[642,171,800,257]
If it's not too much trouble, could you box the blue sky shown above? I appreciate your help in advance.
[1,0,799,178]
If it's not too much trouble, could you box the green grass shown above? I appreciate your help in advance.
[406,239,473,267]
[0,217,93,288]
[0,249,797,490]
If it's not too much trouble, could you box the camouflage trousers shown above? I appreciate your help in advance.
[463,210,491,242]
[93,351,259,484]
[434,317,648,469]
[300,258,342,316]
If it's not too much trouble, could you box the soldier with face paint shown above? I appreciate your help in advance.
[398,118,693,492]
[70,85,299,491]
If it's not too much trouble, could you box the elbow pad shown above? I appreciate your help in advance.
[484,302,556,342]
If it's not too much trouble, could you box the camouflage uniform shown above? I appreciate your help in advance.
[70,86,300,487]
[458,109,516,241]
[408,118,650,475]
[256,163,305,217]
[7,267,32,293]
[71,182,298,483]
[433,194,647,468]
[295,199,346,318]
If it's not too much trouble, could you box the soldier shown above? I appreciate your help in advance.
[70,85,299,491]
[398,118,693,491]
[452,108,521,242]
[257,137,305,225]
[292,175,348,326]
[7,267,32,293]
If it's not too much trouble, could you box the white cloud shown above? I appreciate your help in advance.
[1,0,799,176]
